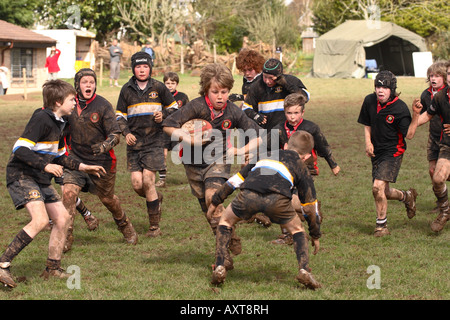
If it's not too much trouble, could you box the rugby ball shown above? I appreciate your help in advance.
[181,119,213,146]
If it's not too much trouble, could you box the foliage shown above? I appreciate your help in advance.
[0,0,40,27]
[212,16,249,54]
[312,0,450,60]
[33,0,123,42]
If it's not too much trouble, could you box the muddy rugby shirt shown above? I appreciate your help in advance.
[162,96,261,166]
[274,119,338,176]
[6,108,81,185]
[358,93,411,160]
[173,90,189,108]
[242,74,309,130]
[427,86,450,147]
[421,85,446,143]
[215,149,321,238]
[116,77,178,150]
[66,94,119,171]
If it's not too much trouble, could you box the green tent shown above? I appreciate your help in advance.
[311,20,427,78]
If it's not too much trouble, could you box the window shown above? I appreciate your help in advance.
[11,48,34,79]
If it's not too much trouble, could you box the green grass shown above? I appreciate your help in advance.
[0,70,448,302]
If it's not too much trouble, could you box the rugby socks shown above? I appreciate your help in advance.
[376,218,387,228]
[158,170,166,181]
[293,232,309,271]
[433,185,449,213]
[215,225,232,267]
[76,198,91,217]
[146,199,160,227]
[0,229,33,266]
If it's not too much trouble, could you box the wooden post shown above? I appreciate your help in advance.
[99,58,103,87]
[180,46,184,74]
[22,68,27,100]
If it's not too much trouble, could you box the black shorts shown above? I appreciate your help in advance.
[371,155,403,183]
[63,168,117,198]
[184,162,230,199]
[8,179,60,210]
[127,147,165,172]
[231,189,296,225]
[427,135,440,162]
[438,144,450,161]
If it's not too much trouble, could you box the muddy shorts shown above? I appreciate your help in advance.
[8,179,61,210]
[427,135,440,162]
[184,162,231,199]
[63,168,116,198]
[371,155,403,183]
[127,148,165,172]
[231,189,295,225]
[438,144,450,161]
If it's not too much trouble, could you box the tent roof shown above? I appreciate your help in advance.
[318,20,426,51]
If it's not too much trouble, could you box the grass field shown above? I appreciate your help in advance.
[0,69,448,304]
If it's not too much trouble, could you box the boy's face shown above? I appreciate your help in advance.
[134,64,151,81]
[242,67,258,82]
[375,86,391,104]
[207,79,229,111]
[164,79,178,93]
[262,73,277,88]
[285,105,304,126]
[429,73,445,90]
[79,76,96,100]
[57,94,76,116]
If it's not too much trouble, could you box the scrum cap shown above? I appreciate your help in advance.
[74,68,97,99]
[131,51,152,77]
[263,58,283,78]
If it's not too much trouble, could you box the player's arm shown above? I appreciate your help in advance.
[207,164,254,219]
[406,98,430,139]
[364,125,375,157]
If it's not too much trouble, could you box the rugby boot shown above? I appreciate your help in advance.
[431,211,449,233]
[40,267,71,280]
[374,225,390,237]
[40,259,70,280]
[211,265,227,285]
[115,215,138,245]
[146,191,163,237]
[155,179,166,188]
[271,233,293,245]
[296,268,321,290]
[83,213,99,231]
[403,188,418,219]
[0,263,17,288]
[254,213,272,228]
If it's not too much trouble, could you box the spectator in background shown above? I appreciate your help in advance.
[109,39,123,87]
[141,39,156,66]
[0,66,9,95]
[45,46,61,80]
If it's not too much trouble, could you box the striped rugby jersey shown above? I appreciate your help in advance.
[6,108,80,185]
[116,77,179,150]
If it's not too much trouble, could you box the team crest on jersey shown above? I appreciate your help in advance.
[221,119,232,130]
[28,190,41,199]
[149,91,159,99]
[90,112,100,123]
[275,86,283,93]
[177,100,183,107]
[386,115,394,124]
